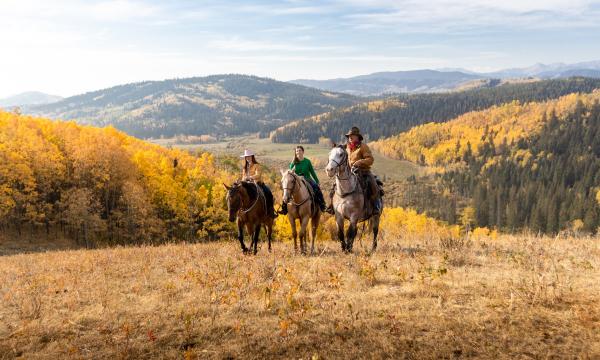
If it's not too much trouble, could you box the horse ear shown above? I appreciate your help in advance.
[332,142,337,148]
[279,168,286,176]
[223,183,231,190]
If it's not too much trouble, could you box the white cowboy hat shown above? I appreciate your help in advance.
[240,149,255,158]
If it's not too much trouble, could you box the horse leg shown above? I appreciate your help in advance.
[346,218,359,253]
[371,215,380,254]
[335,213,346,252]
[266,223,273,253]
[252,224,261,255]
[237,220,248,253]
[290,215,298,254]
[299,216,309,255]
[310,213,320,255]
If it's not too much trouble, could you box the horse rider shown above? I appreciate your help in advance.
[279,145,327,215]
[241,149,277,218]
[325,127,383,215]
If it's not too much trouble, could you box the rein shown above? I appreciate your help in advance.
[284,173,310,207]
[237,182,266,215]
[332,148,358,197]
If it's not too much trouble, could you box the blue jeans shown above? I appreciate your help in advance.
[305,178,326,210]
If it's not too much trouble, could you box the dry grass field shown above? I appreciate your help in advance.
[1,233,599,359]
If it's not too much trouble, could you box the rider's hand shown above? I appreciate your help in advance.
[351,165,359,174]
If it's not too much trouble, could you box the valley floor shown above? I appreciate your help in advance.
[1,234,599,359]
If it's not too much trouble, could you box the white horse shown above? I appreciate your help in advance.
[280,169,321,255]
[325,145,381,253]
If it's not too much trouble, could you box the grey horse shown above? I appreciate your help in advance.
[325,144,382,253]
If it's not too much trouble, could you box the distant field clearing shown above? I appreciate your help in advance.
[152,136,425,181]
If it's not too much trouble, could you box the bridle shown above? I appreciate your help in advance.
[329,147,352,180]
[228,182,264,215]
[282,172,309,207]
[329,146,358,196]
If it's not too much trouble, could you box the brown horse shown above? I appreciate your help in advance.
[280,169,321,255]
[224,181,274,254]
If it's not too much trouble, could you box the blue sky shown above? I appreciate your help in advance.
[1,0,600,97]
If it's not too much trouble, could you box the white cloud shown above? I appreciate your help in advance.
[90,0,161,22]
[341,0,600,31]
[208,37,350,52]
[340,0,597,13]
[238,4,333,15]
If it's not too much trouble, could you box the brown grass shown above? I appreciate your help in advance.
[1,233,599,359]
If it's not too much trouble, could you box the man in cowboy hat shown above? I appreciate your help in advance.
[325,127,383,215]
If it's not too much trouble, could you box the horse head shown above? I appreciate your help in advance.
[224,182,243,222]
[280,169,297,204]
[326,144,348,177]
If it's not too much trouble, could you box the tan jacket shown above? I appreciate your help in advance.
[347,142,374,170]
[242,162,263,182]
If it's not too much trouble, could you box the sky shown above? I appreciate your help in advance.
[1,0,600,98]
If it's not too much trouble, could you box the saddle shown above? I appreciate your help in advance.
[357,172,384,199]
[298,177,318,215]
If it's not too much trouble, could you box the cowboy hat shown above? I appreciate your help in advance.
[240,149,255,158]
[345,126,363,141]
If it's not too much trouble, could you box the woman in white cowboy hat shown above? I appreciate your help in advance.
[241,149,277,218]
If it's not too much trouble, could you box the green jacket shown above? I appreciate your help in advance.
[289,158,319,184]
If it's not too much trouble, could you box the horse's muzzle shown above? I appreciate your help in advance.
[325,167,335,177]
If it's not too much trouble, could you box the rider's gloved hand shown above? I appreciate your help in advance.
[351,165,360,174]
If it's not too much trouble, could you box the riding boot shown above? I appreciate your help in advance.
[319,200,327,212]
[314,187,327,212]
[278,202,288,215]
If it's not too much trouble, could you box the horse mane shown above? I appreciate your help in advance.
[239,181,258,201]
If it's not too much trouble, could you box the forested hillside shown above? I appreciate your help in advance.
[381,91,600,234]
[270,77,600,143]
[0,110,237,246]
[28,75,359,139]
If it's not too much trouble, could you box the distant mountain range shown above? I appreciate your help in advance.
[15,60,600,139]
[27,75,359,139]
[0,91,63,108]
[291,70,481,96]
[484,60,600,78]
[291,60,600,96]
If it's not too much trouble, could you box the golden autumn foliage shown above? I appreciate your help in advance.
[271,206,504,247]
[0,110,236,245]
[371,90,600,166]
[380,207,461,240]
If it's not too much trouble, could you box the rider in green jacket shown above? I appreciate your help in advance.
[279,146,327,214]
